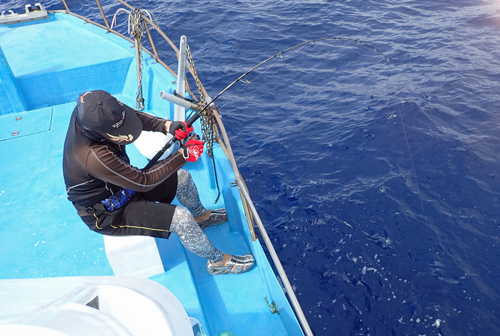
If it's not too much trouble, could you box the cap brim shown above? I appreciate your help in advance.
[104,105,143,145]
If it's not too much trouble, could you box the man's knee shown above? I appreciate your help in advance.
[170,206,195,231]
[173,205,191,220]
[177,168,191,186]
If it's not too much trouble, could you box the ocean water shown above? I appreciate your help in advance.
[3,0,500,335]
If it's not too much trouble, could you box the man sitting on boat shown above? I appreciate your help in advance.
[62,90,254,275]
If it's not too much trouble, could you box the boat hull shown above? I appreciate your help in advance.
[0,9,303,336]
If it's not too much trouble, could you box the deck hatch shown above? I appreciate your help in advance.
[0,107,52,141]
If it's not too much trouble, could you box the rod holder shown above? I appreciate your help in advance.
[159,91,202,111]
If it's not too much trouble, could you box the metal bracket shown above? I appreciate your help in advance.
[265,297,279,315]
[0,3,49,25]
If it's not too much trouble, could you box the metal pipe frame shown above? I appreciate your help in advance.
[212,109,313,335]
[50,1,314,335]
[236,179,314,336]
[94,0,110,30]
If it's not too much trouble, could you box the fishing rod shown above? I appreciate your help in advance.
[143,37,390,170]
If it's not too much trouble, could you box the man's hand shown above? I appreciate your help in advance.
[181,139,204,162]
[167,121,194,140]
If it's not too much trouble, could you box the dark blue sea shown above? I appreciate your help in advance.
[4,0,500,335]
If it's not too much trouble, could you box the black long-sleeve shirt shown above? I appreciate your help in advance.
[63,107,185,208]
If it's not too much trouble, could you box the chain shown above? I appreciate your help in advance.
[131,11,145,110]
[185,44,205,102]
[111,8,157,111]
[137,50,144,110]
[186,43,217,157]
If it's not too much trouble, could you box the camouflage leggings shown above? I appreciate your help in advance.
[169,169,224,263]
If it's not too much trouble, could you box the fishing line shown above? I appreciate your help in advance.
[214,36,390,103]
[397,101,450,317]
[146,37,389,169]
[216,43,315,111]
[215,37,389,113]
[241,43,314,85]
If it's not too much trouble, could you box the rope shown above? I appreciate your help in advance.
[111,8,159,110]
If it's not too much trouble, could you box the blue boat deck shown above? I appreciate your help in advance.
[0,11,302,336]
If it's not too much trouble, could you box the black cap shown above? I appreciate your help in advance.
[77,90,142,145]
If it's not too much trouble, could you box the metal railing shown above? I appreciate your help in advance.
[51,1,313,334]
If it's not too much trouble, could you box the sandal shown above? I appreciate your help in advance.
[197,208,227,230]
[207,254,255,275]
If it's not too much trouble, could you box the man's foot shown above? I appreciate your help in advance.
[196,208,227,229]
[207,254,255,275]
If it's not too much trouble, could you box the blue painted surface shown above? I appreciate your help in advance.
[0,45,26,113]
[0,14,133,110]
[0,9,302,336]
[2,0,500,335]
[0,102,114,278]
[0,107,51,140]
